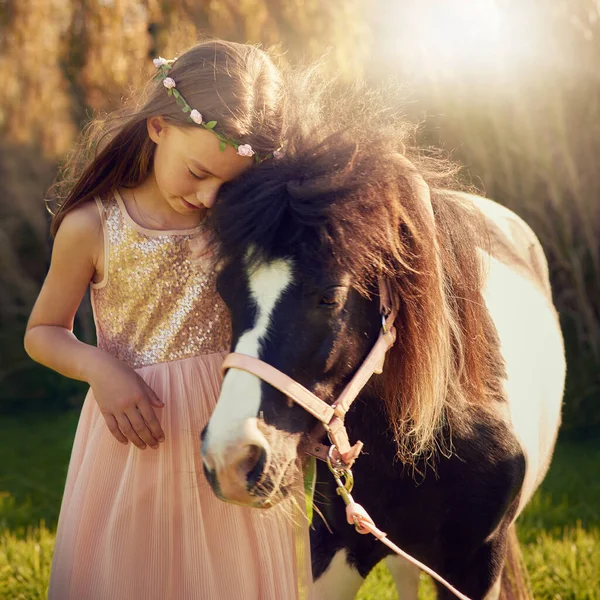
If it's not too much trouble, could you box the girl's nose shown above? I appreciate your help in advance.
[196,185,219,209]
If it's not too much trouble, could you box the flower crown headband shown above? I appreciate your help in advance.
[153,57,281,164]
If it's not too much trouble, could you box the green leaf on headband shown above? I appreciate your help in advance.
[219,140,227,152]
[205,121,217,130]
[167,89,173,96]
[182,105,190,113]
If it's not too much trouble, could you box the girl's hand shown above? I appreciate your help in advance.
[89,357,165,449]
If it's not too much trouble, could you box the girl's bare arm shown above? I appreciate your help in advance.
[24,204,165,449]
[25,204,104,380]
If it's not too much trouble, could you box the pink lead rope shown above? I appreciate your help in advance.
[221,278,473,600]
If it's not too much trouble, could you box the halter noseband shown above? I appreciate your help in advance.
[220,278,398,468]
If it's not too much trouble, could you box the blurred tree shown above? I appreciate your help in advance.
[0,0,369,411]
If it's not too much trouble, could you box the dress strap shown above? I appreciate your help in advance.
[91,196,110,290]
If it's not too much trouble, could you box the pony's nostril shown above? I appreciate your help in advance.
[244,444,267,489]
[243,444,264,476]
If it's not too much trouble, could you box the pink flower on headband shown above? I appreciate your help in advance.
[237,144,255,157]
[163,77,176,90]
[153,57,168,68]
[274,148,285,160]
[190,109,203,125]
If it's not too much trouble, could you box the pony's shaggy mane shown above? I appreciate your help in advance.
[210,81,503,463]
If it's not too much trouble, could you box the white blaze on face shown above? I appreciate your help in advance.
[203,255,294,468]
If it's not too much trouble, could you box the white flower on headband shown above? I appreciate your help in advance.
[273,148,285,160]
[153,57,168,68]
[237,144,255,157]
[189,109,203,125]
[163,77,176,90]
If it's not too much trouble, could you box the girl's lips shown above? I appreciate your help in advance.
[181,198,202,210]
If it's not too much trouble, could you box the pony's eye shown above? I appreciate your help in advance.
[319,295,338,307]
[318,287,346,308]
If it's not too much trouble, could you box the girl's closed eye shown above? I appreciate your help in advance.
[188,168,207,180]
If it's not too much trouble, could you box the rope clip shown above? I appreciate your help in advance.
[327,445,354,506]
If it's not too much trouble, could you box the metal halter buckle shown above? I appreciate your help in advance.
[381,314,388,334]
[326,445,354,506]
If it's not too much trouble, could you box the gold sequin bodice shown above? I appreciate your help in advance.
[90,192,231,369]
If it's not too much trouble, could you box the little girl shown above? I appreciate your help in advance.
[25,40,311,600]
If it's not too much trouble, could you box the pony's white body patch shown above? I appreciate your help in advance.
[485,575,502,600]
[464,193,522,244]
[479,248,564,515]
[313,550,364,600]
[313,552,419,600]
[203,257,294,467]
[386,555,420,599]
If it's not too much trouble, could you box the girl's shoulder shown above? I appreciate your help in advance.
[56,200,104,246]
[54,200,105,277]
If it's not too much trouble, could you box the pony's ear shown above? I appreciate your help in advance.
[381,153,440,276]
[389,153,435,228]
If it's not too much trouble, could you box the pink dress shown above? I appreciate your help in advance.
[49,190,312,600]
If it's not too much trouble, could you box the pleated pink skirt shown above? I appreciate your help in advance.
[49,352,312,600]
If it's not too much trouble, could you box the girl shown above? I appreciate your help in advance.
[25,40,311,600]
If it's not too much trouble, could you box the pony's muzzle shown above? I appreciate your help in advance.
[201,421,270,505]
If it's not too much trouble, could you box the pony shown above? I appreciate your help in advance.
[199,117,565,599]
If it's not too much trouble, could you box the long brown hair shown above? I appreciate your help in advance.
[48,39,286,236]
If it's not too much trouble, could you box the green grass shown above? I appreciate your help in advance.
[0,525,54,600]
[0,412,598,599]
[0,412,79,531]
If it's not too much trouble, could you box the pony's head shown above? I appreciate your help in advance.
[200,126,490,507]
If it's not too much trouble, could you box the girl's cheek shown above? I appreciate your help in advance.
[163,166,192,196]
[173,174,197,197]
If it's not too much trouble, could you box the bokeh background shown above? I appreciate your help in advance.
[0,1,598,598]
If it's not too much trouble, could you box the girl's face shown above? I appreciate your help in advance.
[148,116,254,218]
